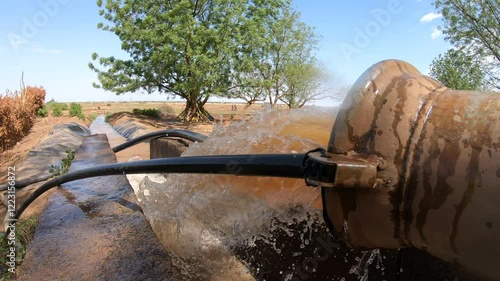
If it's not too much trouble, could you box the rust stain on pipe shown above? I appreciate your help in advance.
[323,59,499,280]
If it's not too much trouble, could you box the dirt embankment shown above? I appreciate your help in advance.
[1,104,260,180]
[107,112,214,136]
[0,116,88,173]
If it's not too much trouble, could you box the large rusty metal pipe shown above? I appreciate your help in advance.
[322,60,499,280]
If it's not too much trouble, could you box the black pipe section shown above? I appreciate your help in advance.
[112,129,207,153]
[12,154,305,222]
[0,174,53,191]
[0,130,206,191]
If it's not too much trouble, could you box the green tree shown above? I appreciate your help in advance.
[90,0,289,121]
[232,7,322,107]
[429,48,485,90]
[434,0,500,89]
[280,63,331,108]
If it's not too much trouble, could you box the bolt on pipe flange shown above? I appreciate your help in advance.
[305,150,379,189]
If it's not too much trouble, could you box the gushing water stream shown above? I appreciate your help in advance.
[133,108,325,279]
[127,107,397,280]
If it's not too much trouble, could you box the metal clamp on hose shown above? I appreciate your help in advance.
[303,148,379,189]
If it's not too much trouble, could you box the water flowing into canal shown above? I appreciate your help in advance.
[134,107,343,280]
[88,108,399,280]
[89,115,150,162]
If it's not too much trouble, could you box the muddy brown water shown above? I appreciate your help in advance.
[131,108,402,281]
[89,115,150,162]
[88,109,458,281]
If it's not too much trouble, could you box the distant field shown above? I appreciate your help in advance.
[79,101,271,121]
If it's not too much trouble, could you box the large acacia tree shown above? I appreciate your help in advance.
[89,0,289,121]
[435,0,500,90]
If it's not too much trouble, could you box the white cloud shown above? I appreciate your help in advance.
[431,26,442,39]
[31,45,63,55]
[420,12,442,23]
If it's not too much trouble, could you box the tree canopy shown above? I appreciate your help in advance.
[89,0,288,120]
[90,0,295,121]
[280,62,332,108]
[434,0,500,90]
[231,7,327,108]
[429,48,485,90]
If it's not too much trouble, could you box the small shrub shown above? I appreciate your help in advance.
[158,104,176,118]
[0,85,46,151]
[26,87,45,111]
[52,103,63,117]
[77,113,85,121]
[49,149,75,176]
[45,100,67,110]
[37,105,48,117]
[105,112,113,122]
[45,99,56,108]
[87,113,98,121]
[106,103,111,106]
[132,108,160,119]
[69,103,83,117]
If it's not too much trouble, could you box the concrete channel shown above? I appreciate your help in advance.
[17,118,176,280]
[15,115,470,281]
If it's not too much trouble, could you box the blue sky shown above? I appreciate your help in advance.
[0,0,450,103]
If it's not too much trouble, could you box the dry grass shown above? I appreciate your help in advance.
[0,87,46,152]
[80,101,267,122]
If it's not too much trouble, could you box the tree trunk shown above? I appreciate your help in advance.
[179,96,211,122]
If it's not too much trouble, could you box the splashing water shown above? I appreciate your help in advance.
[349,249,384,281]
[135,107,339,279]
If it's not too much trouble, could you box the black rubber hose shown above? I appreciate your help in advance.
[0,174,53,191]
[12,154,305,222]
[112,129,207,153]
[0,130,207,191]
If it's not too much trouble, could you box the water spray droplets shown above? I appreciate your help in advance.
[349,249,383,281]
[343,219,349,236]
[134,108,337,279]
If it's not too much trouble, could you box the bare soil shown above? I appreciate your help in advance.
[107,111,214,135]
[0,116,88,174]
[81,101,264,122]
